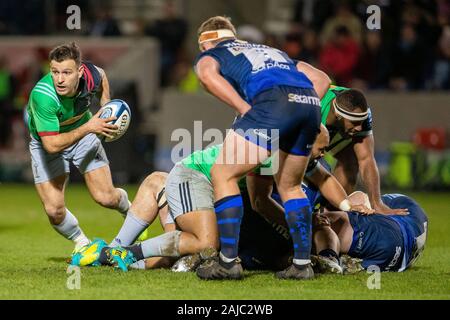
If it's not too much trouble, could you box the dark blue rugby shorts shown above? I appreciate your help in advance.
[233,86,321,156]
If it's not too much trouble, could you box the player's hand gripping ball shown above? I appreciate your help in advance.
[98,99,131,142]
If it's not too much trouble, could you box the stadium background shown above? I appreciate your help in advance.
[0,0,449,300]
[0,0,449,189]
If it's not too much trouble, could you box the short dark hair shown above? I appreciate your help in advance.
[335,89,368,112]
[49,42,81,66]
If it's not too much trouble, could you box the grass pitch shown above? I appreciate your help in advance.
[0,183,449,300]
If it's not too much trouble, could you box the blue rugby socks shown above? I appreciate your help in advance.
[215,195,244,267]
[284,198,313,267]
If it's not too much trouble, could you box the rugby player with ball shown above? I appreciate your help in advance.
[26,42,132,258]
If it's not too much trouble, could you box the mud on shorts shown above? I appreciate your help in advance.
[165,162,215,223]
[29,133,109,184]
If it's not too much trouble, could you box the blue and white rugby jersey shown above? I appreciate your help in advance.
[195,39,314,103]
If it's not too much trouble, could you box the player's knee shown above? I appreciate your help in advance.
[143,171,167,194]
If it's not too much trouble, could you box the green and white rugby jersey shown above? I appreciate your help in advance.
[320,85,373,156]
[181,144,273,190]
[27,62,102,140]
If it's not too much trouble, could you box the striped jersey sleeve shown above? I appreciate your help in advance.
[29,81,62,136]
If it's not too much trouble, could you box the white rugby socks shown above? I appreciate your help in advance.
[52,209,90,249]
[109,211,149,247]
[140,231,182,257]
[129,260,146,270]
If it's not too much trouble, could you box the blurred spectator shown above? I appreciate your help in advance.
[390,24,427,90]
[320,2,363,44]
[89,5,121,37]
[145,1,188,87]
[293,0,335,33]
[428,26,450,90]
[281,28,317,64]
[401,3,440,48]
[0,0,45,35]
[354,30,392,89]
[437,0,450,27]
[301,28,320,64]
[283,31,303,61]
[319,25,361,86]
[0,56,16,146]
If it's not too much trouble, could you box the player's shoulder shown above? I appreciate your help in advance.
[196,44,230,65]
[196,40,248,63]
[82,61,103,80]
[30,74,61,107]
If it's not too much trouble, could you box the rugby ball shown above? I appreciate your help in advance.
[98,99,131,142]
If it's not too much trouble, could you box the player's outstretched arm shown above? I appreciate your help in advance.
[296,61,331,99]
[196,56,252,115]
[307,166,374,214]
[307,166,347,209]
[41,111,118,154]
[353,135,407,215]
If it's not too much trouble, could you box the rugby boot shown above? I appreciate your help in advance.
[196,256,243,280]
[275,263,315,280]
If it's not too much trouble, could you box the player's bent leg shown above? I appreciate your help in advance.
[35,174,90,251]
[312,226,343,275]
[207,131,269,279]
[132,222,178,270]
[169,210,218,272]
[131,171,168,223]
[35,174,68,225]
[274,151,315,280]
[212,130,269,199]
[110,171,168,247]
[84,165,130,214]
[111,210,219,271]
[176,209,219,254]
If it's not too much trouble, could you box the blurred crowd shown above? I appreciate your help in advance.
[162,0,450,92]
[286,0,450,91]
[0,0,449,147]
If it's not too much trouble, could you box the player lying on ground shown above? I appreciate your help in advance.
[27,42,132,256]
[194,16,331,280]
[315,85,406,214]
[313,191,428,273]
